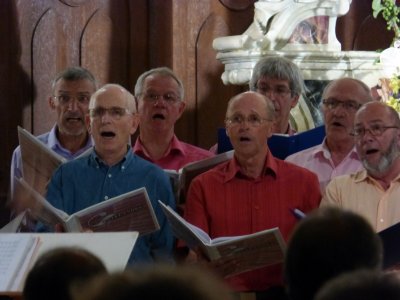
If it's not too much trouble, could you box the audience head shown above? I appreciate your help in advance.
[49,66,97,138]
[353,101,400,178]
[87,84,139,165]
[75,265,233,300]
[315,270,400,300]
[134,67,185,135]
[225,91,275,160]
[23,247,106,300]
[321,78,373,142]
[249,56,303,134]
[284,206,382,300]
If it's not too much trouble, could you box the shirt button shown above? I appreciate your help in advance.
[104,196,109,200]
[108,174,112,178]
[380,219,384,223]
[121,166,125,170]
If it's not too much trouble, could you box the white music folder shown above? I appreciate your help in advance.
[0,232,138,292]
[33,232,138,272]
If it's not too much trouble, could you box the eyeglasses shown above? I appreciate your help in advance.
[141,93,180,104]
[322,98,361,111]
[54,94,90,106]
[89,107,131,120]
[225,114,272,127]
[351,124,399,137]
[256,85,292,97]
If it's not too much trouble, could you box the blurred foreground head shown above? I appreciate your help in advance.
[284,207,382,300]
[23,247,107,300]
[315,270,400,300]
[75,264,233,300]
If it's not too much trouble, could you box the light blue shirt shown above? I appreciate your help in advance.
[45,147,176,264]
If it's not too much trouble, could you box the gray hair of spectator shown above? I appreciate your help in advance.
[51,67,97,93]
[249,56,304,97]
[322,77,373,102]
[134,67,184,100]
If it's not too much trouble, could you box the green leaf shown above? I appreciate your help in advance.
[373,9,383,18]
[372,0,382,11]
[372,0,383,18]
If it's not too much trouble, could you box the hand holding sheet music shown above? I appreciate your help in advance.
[159,201,286,277]
[14,178,159,235]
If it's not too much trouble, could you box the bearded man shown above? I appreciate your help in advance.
[321,101,400,232]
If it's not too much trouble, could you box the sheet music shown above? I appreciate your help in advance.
[0,235,38,290]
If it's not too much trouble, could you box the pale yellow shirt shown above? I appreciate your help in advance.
[321,169,400,232]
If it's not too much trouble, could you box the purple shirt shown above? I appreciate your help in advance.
[285,138,363,193]
[133,135,214,171]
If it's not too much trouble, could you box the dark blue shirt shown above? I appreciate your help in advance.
[45,147,176,264]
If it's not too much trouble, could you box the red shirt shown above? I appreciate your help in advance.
[133,135,214,171]
[184,150,321,292]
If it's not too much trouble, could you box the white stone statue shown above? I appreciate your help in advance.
[213,0,352,52]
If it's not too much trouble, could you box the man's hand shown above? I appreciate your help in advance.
[185,248,240,278]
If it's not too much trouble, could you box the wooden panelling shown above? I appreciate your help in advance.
[337,0,393,50]
[0,0,147,226]
[23,0,135,134]
[168,0,255,148]
[0,0,31,223]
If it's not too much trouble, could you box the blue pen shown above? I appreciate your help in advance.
[291,208,306,220]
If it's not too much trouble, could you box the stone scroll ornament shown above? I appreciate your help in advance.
[213,0,352,52]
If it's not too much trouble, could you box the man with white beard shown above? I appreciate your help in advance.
[321,101,400,232]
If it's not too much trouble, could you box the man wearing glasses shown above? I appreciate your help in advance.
[322,101,400,232]
[183,91,321,299]
[45,84,176,263]
[10,67,96,210]
[133,67,213,171]
[286,78,373,193]
[209,56,302,154]
[250,56,303,135]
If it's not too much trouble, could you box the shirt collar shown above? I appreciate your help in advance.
[133,134,185,158]
[312,138,359,160]
[353,169,368,182]
[169,135,186,155]
[354,168,400,184]
[89,145,133,170]
[47,125,61,150]
[308,139,326,158]
[223,150,277,182]
[48,124,94,153]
